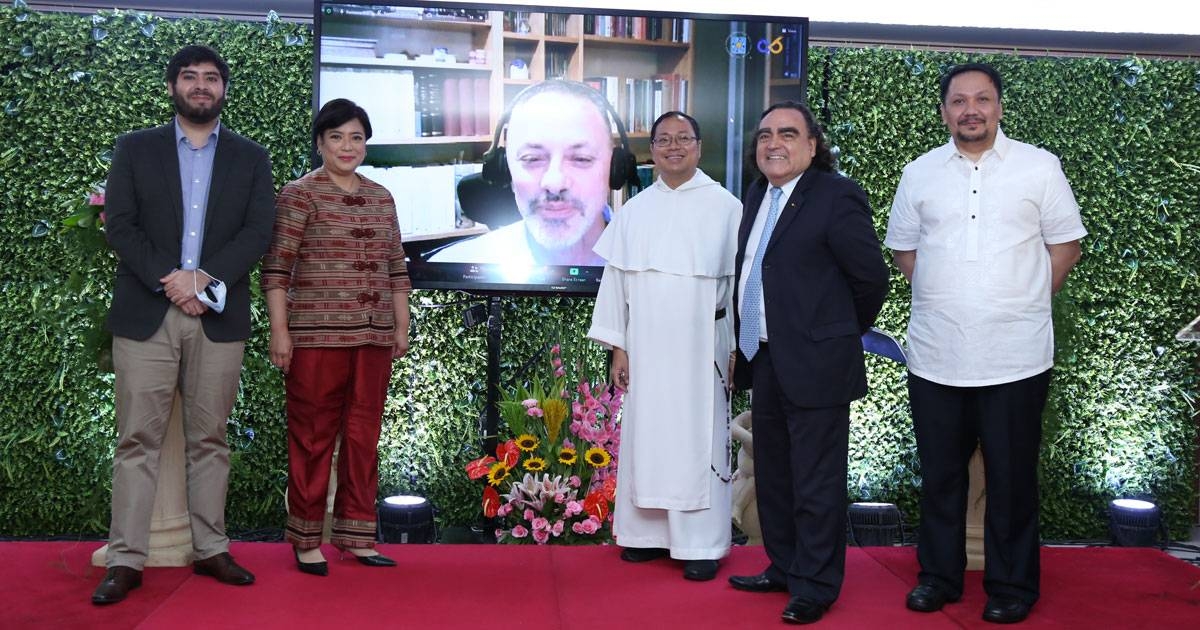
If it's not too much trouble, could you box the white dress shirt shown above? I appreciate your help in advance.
[737,174,801,344]
[885,128,1087,387]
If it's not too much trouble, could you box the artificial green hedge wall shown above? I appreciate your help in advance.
[0,6,1195,540]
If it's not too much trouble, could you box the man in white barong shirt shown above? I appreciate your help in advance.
[886,63,1086,625]
[588,112,741,582]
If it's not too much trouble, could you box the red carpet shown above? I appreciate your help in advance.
[4,542,1197,629]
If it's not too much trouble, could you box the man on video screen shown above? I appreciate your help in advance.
[430,80,613,266]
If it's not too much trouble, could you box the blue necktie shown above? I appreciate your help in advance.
[740,187,783,362]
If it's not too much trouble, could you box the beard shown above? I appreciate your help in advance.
[523,191,591,251]
[954,118,991,144]
[172,89,224,125]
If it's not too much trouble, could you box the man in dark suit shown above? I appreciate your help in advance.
[92,45,275,605]
[727,102,889,624]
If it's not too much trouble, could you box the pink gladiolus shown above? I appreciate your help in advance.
[98,211,107,224]
[527,407,543,418]
[562,438,575,450]
[551,520,564,536]
[555,368,566,377]
[89,192,105,206]
[552,358,562,368]
[568,476,582,488]
[531,517,549,531]
[522,398,538,408]
[523,508,534,521]
[532,529,550,544]
[511,525,529,538]
[551,344,561,354]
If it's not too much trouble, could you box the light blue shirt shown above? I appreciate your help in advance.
[175,118,219,271]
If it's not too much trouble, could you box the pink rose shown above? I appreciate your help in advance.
[523,508,534,521]
[565,500,583,517]
[578,516,601,534]
[568,476,582,488]
[511,525,529,538]
[532,529,550,544]
[497,503,512,517]
[551,520,565,536]
[531,517,549,531]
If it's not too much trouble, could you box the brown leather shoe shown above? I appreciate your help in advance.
[92,566,142,605]
[193,552,255,585]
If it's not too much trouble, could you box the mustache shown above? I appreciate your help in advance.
[530,190,584,213]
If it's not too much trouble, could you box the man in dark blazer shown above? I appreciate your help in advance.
[727,102,889,625]
[92,45,275,605]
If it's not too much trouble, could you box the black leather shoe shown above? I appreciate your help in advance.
[620,547,669,563]
[294,549,328,576]
[728,572,787,593]
[982,595,1031,624]
[354,552,397,567]
[193,552,255,585]
[781,596,827,624]
[906,584,958,612]
[683,559,719,581]
[91,566,142,605]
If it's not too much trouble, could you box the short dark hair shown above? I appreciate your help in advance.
[939,62,1003,104]
[312,98,373,145]
[166,45,229,87]
[650,111,701,142]
[757,101,835,173]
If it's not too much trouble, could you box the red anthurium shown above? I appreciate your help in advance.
[583,490,610,522]
[496,439,520,468]
[465,455,497,480]
[482,486,501,518]
[601,476,617,502]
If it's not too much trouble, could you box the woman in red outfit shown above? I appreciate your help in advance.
[262,99,411,576]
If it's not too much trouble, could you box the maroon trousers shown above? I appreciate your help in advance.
[285,345,392,550]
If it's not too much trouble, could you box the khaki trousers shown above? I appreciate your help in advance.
[106,305,245,570]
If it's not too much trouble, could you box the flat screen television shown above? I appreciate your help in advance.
[314,1,808,295]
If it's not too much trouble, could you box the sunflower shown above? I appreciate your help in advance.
[486,462,511,486]
[557,448,578,465]
[515,433,540,452]
[584,446,611,468]
[522,456,548,472]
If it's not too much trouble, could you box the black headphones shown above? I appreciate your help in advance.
[480,79,640,191]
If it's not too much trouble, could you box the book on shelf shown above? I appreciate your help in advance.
[583,16,690,43]
[321,66,417,141]
[360,164,458,237]
[416,72,445,137]
[586,74,689,133]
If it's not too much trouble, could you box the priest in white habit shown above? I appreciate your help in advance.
[588,111,742,582]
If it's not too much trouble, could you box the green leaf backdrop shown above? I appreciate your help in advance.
[0,7,1195,540]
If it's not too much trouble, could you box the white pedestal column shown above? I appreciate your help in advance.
[965,445,986,571]
[93,392,193,567]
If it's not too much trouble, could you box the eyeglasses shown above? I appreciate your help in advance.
[651,135,698,148]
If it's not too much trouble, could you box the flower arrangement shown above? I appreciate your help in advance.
[465,343,623,544]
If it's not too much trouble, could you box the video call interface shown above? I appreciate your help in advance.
[316,1,807,295]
